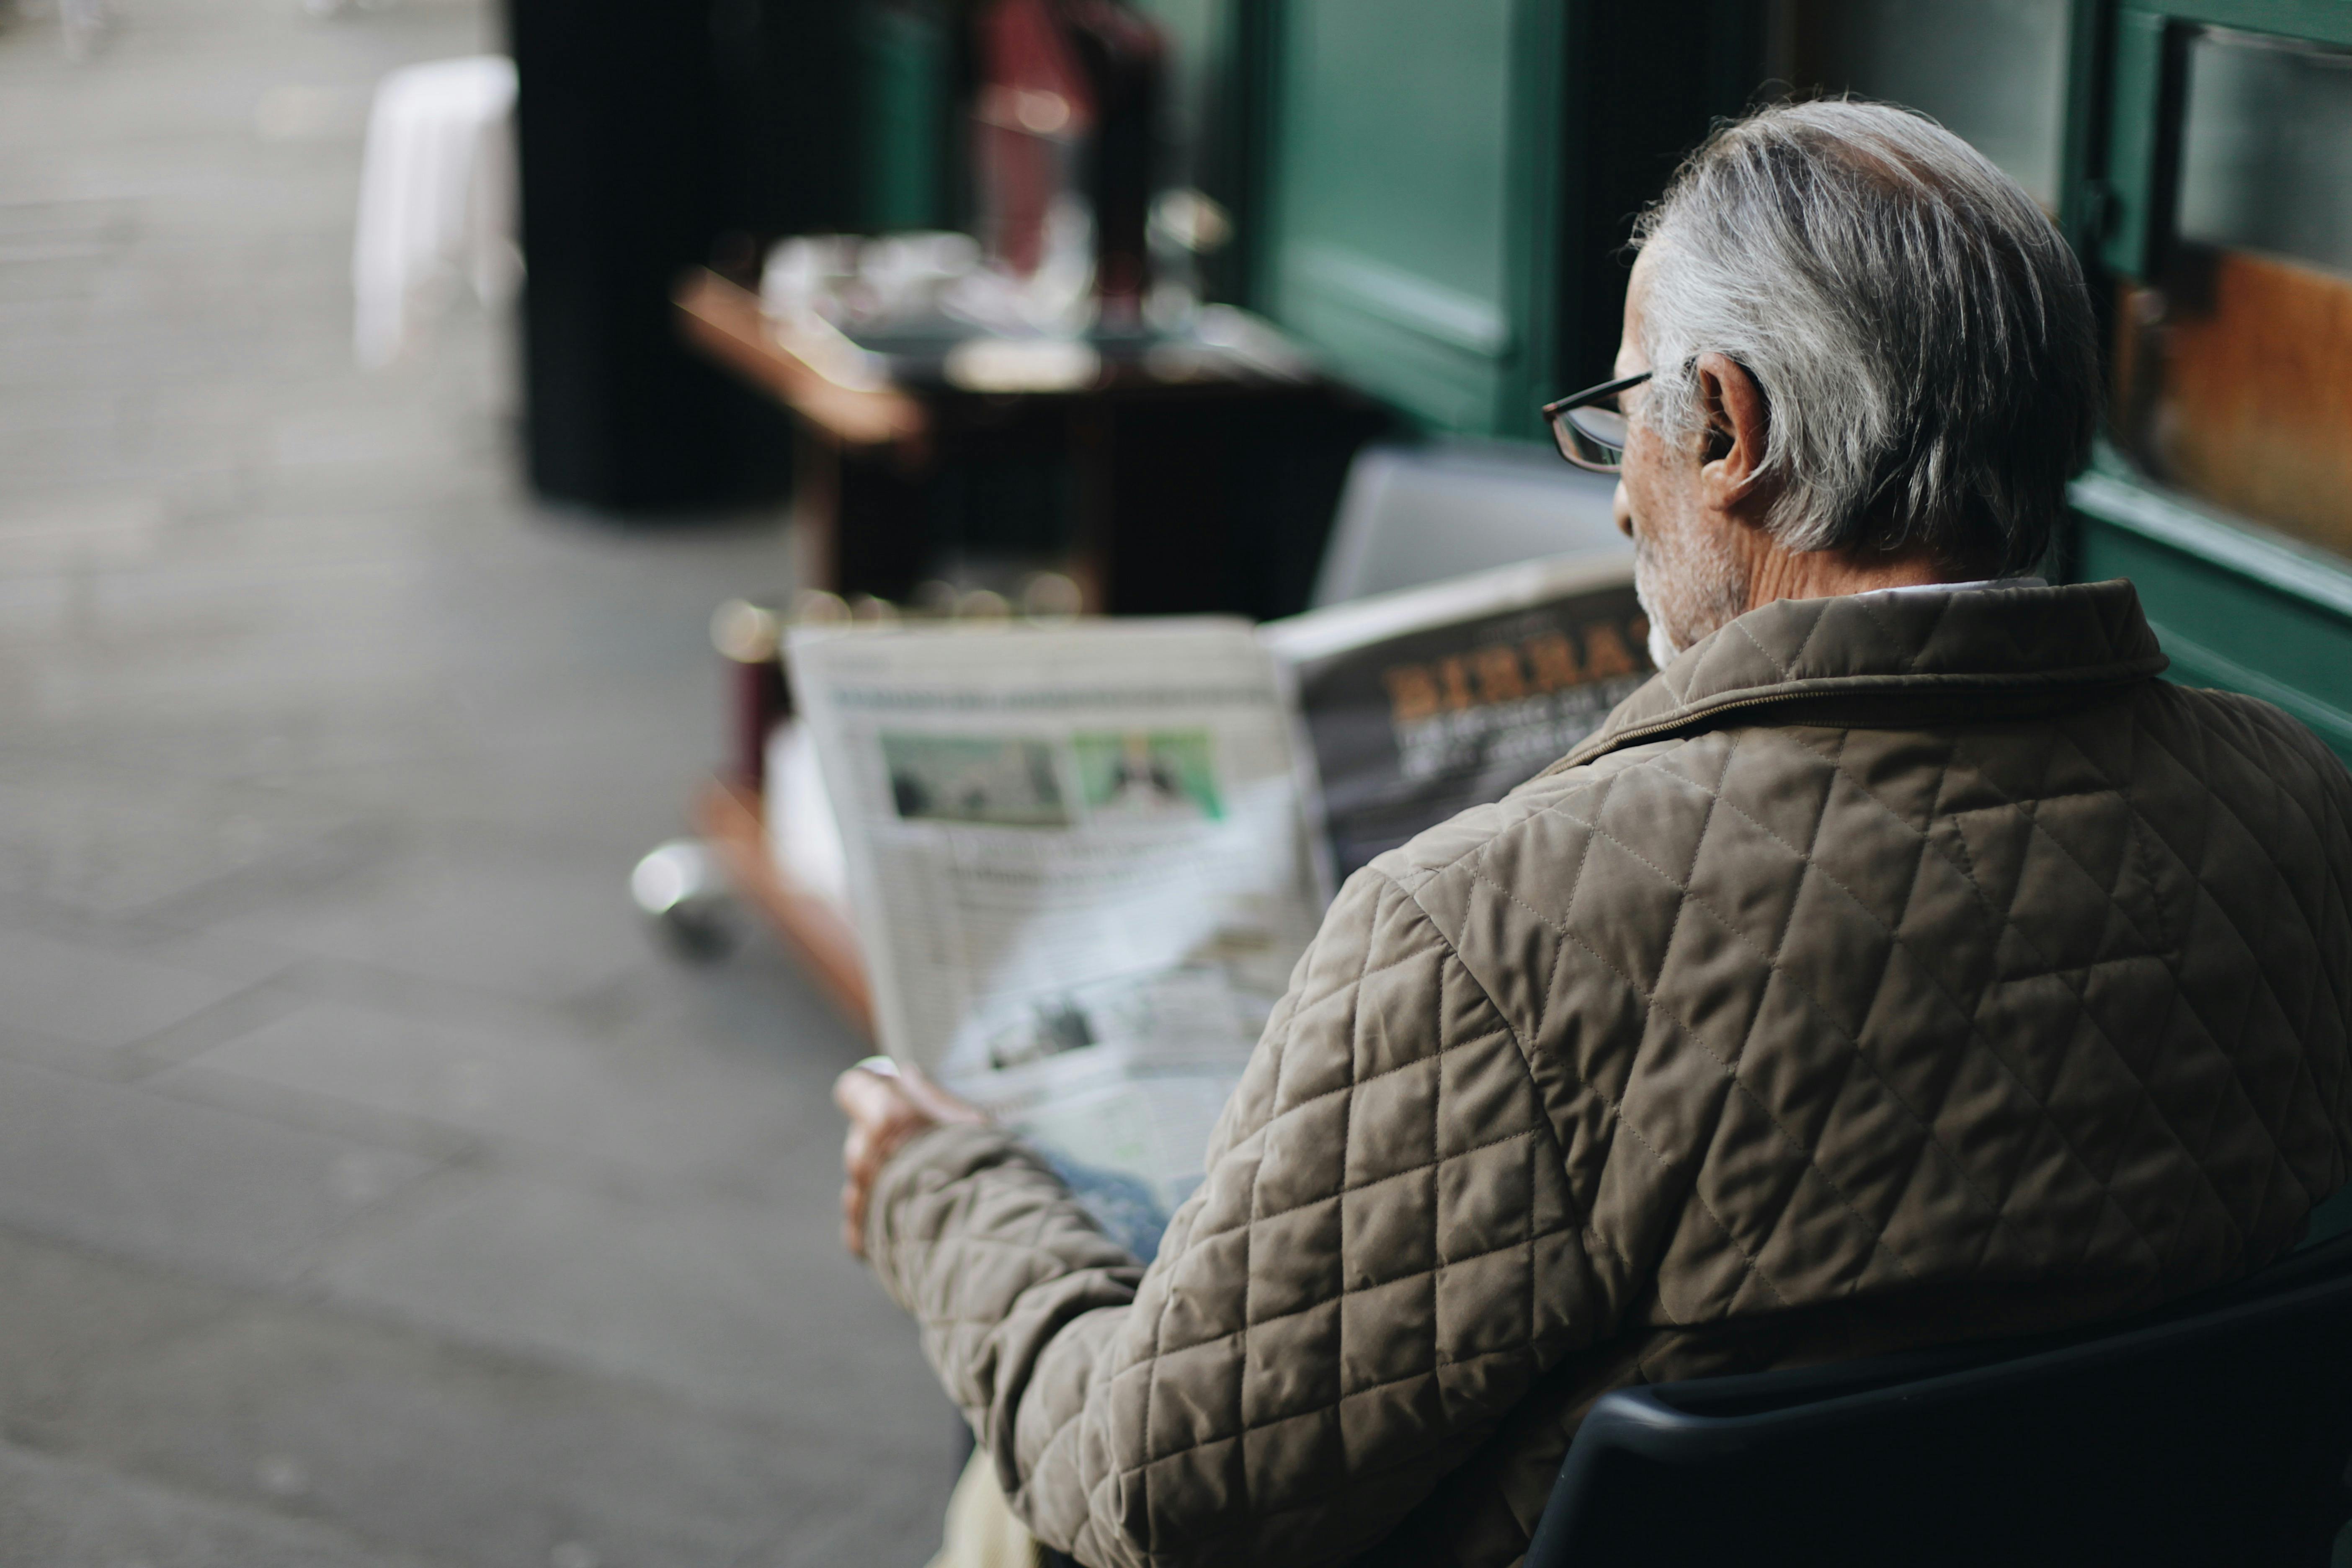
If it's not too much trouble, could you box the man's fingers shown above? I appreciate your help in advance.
[833,1065,901,1121]
[833,1060,963,1261]
[844,1126,897,1191]
[897,1064,986,1126]
[841,1179,867,1257]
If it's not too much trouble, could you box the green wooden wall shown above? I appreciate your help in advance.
[1253,0,1560,438]
[2072,468,2352,759]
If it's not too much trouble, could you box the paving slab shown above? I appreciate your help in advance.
[293,1159,949,1432]
[0,1055,442,1279]
[0,1439,444,1568]
[164,994,807,1184]
[0,922,259,1054]
[207,846,665,1007]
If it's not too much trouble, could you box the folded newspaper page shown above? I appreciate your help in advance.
[1261,552,1651,880]
[787,619,1327,1227]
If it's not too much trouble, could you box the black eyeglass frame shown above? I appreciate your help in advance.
[1541,370,1651,474]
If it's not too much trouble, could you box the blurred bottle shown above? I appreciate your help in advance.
[970,0,1163,329]
[1059,0,1162,329]
[972,0,1091,286]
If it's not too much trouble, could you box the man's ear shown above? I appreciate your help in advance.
[1692,351,1771,509]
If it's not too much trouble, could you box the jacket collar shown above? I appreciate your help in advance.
[1557,578,2169,770]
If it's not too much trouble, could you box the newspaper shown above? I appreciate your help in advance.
[1261,553,1651,879]
[787,619,1326,1222]
[784,556,1648,1237]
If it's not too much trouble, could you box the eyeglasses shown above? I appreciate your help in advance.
[1541,370,1650,474]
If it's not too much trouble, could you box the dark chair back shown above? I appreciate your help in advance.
[1527,1238,2352,1567]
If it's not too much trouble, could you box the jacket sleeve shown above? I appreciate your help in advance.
[864,867,1606,1568]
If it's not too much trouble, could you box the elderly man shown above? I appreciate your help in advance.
[834,100,2352,1568]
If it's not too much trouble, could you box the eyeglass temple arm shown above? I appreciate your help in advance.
[1542,369,1653,417]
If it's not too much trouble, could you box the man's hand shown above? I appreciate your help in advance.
[833,1060,986,1257]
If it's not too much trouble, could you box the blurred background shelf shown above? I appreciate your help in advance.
[676,269,929,451]
[676,263,1387,616]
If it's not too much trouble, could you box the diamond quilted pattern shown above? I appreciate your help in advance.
[865,582,2352,1568]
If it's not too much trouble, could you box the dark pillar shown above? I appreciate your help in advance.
[503,0,805,512]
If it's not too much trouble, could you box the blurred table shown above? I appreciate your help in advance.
[675,268,1385,617]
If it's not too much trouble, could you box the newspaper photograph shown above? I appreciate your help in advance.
[787,619,1326,1222]
[1260,553,1652,879]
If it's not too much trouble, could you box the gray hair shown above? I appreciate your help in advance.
[1632,100,2098,575]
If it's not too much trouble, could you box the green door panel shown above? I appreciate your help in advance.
[2071,468,2352,762]
[1259,0,1558,436]
[1277,0,1514,315]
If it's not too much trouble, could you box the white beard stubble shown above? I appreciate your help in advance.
[1632,518,1750,671]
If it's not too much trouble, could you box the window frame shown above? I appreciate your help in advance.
[2060,0,2352,760]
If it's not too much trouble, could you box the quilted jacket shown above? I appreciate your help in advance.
[867,579,2352,1568]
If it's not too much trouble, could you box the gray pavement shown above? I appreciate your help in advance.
[0,0,963,1562]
